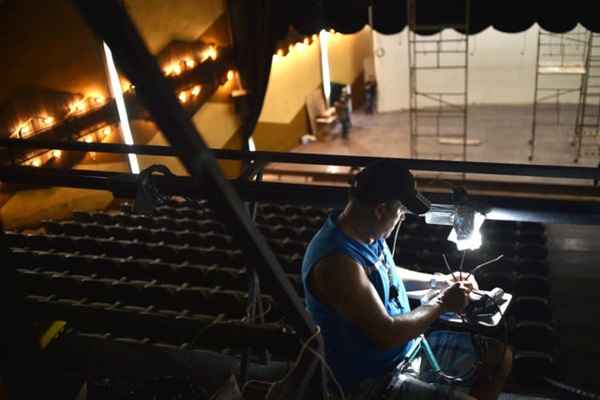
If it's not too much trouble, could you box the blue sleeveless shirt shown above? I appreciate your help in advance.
[301,211,414,391]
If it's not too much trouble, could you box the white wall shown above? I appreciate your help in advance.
[373,31,409,112]
[374,24,586,112]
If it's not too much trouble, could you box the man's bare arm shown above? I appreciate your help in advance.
[395,266,436,291]
[308,254,465,351]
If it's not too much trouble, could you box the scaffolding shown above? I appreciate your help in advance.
[574,33,600,163]
[407,0,470,162]
[529,26,589,161]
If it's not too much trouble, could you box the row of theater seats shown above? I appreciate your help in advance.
[255,203,331,220]
[17,267,279,321]
[10,248,303,294]
[45,220,309,256]
[44,328,290,399]
[5,231,304,274]
[74,210,319,244]
[25,294,297,356]
[392,235,548,260]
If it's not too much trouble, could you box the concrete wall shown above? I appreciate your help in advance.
[124,0,226,53]
[328,27,373,86]
[253,37,321,150]
[0,0,109,112]
[374,24,586,112]
[258,40,322,124]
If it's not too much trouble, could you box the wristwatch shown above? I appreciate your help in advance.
[430,272,445,290]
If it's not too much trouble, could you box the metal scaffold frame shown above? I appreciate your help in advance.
[529,25,589,161]
[407,0,470,162]
[574,33,600,163]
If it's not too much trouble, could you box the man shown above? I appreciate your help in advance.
[334,89,351,141]
[302,160,512,400]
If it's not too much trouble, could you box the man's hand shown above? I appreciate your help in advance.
[445,272,479,292]
[439,283,469,314]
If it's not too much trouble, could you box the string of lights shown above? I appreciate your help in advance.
[4,42,236,169]
[272,31,339,61]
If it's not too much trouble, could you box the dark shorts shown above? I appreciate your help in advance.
[344,330,488,400]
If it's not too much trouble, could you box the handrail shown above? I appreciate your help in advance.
[1,138,600,180]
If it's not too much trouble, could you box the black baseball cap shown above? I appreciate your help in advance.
[350,159,431,215]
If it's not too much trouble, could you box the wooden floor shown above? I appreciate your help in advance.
[289,105,599,186]
[295,105,597,164]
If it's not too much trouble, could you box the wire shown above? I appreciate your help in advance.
[391,220,402,260]
[261,326,346,400]
[243,301,272,322]
[307,347,346,400]
[464,254,504,281]
[442,253,456,280]
[544,377,600,399]
[458,251,466,280]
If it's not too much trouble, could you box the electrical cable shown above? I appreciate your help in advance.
[464,254,504,281]
[391,220,402,260]
[543,377,600,399]
[442,253,456,280]
[243,301,272,323]
[458,250,466,279]
[259,326,346,400]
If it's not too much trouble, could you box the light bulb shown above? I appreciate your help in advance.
[178,92,188,103]
[70,100,86,113]
[447,211,486,251]
[227,70,235,81]
[191,85,201,96]
[173,64,182,75]
[184,58,195,69]
[207,45,217,60]
[52,150,62,159]
[32,158,41,167]
[20,124,31,134]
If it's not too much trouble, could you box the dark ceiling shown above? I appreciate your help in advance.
[283,1,596,36]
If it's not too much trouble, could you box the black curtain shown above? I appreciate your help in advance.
[228,0,288,149]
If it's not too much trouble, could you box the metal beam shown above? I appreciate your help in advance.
[2,138,600,180]
[69,0,317,349]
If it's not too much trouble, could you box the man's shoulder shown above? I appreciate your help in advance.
[312,252,365,285]
[310,253,368,303]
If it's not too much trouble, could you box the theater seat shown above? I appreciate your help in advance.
[44,332,290,397]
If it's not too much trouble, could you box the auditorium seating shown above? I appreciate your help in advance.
[5,198,556,389]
